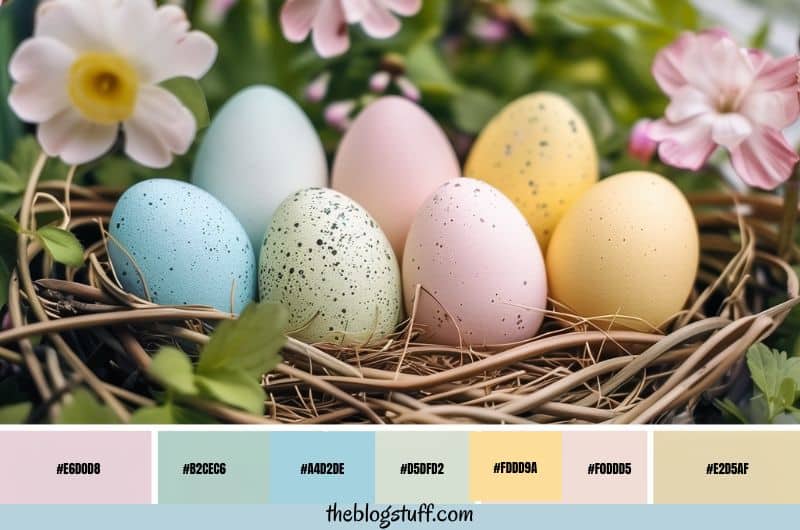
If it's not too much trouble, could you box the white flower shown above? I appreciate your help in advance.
[8,0,218,168]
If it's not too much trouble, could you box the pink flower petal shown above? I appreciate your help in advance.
[38,108,118,165]
[311,0,350,58]
[651,31,694,96]
[359,2,401,38]
[740,55,800,129]
[729,126,799,190]
[627,119,658,163]
[123,85,196,168]
[664,86,712,123]
[341,0,370,22]
[710,113,752,150]
[8,37,74,122]
[649,116,716,171]
[281,0,321,43]
[383,0,422,16]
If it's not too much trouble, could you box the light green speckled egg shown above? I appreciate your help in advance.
[258,188,402,346]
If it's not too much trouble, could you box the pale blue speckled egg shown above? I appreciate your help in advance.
[108,179,256,314]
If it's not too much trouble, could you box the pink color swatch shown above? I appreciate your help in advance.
[562,432,647,504]
[0,431,151,504]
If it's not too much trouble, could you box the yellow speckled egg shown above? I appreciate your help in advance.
[465,92,598,248]
[546,171,699,331]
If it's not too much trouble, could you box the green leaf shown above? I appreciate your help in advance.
[0,402,31,424]
[160,77,210,130]
[36,226,84,267]
[0,162,24,193]
[0,210,19,234]
[451,89,503,134]
[552,0,671,32]
[750,21,770,49]
[196,302,287,377]
[57,389,121,424]
[149,347,198,396]
[714,398,749,424]
[405,43,461,96]
[746,344,800,421]
[195,370,265,415]
[131,401,216,424]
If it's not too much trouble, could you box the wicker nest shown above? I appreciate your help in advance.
[3,174,799,424]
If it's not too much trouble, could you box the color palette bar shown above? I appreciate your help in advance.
[0,431,150,504]
[5,429,800,505]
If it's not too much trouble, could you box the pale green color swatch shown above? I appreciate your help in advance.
[375,431,469,504]
[158,432,269,504]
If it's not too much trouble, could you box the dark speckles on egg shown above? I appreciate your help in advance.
[108,179,256,314]
[258,188,401,347]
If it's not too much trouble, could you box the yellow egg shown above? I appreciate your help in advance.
[546,171,699,331]
[465,92,598,248]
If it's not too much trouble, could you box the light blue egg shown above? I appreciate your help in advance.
[192,85,328,250]
[108,179,255,314]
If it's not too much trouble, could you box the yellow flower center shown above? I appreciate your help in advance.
[68,52,139,125]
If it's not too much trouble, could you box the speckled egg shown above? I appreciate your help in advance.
[546,171,699,331]
[403,178,548,346]
[108,179,256,313]
[465,92,598,249]
[192,86,327,249]
[259,188,402,346]
[332,96,461,258]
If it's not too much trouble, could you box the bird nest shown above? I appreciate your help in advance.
[3,179,799,424]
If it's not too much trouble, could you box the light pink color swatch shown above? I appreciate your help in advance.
[562,432,647,504]
[0,431,151,504]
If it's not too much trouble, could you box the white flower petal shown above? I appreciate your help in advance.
[35,0,107,52]
[664,86,712,123]
[711,113,753,150]
[8,37,74,122]
[123,85,196,168]
[38,108,118,165]
[108,0,159,58]
[8,37,75,83]
[137,6,218,83]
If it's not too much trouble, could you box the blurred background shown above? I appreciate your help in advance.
[0,0,799,196]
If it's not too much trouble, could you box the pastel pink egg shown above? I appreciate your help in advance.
[403,178,548,346]
[332,96,460,258]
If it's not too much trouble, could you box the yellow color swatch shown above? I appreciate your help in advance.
[654,432,800,504]
[469,432,562,502]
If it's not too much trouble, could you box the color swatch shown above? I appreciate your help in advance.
[0,431,150,504]
[158,432,269,504]
[374,431,469,504]
[562,431,647,504]
[269,431,375,504]
[469,431,563,503]
[654,432,800,504]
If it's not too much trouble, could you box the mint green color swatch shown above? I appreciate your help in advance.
[158,432,269,504]
[374,431,469,504]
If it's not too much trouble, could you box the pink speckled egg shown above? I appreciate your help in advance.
[332,97,460,258]
[403,178,548,346]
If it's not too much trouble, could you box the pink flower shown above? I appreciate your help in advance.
[280,0,421,58]
[648,29,800,190]
[628,119,658,163]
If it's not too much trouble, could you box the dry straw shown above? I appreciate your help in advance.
[4,166,799,423]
